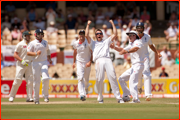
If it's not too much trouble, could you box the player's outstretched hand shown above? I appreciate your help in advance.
[86,61,91,68]
[37,50,41,55]
[87,20,92,25]
[110,43,115,49]
[72,63,76,69]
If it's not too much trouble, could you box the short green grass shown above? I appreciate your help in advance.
[1,98,179,119]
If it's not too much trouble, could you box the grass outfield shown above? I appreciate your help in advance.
[1,98,179,119]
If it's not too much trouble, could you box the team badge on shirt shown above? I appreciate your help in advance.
[23,46,27,48]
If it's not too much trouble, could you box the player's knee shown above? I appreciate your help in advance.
[78,76,83,82]
[13,79,22,86]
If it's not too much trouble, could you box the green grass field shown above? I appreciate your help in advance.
[1,98,179,119]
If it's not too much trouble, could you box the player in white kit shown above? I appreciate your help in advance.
[27,29,52,104]
[111,30,145,103]
[136,22,162,101]
[85,20,124,103]
[9,31,33,102]
[73,30,92,101]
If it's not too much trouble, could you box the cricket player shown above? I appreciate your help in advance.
[85,20,124,103]
[27,29,52,104]
[111,30,145,103]
[73,30,92,101]
[9,31,33,102]
[136,22,162,101]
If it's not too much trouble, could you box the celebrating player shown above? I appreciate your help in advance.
[9,31,33,102]
[73,30,92,101]
[27,29,52,104]
[136,22,162,101]
[110,30,145,103]
[85,20,124,103]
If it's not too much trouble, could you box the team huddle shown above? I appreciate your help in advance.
[8,20,162,104]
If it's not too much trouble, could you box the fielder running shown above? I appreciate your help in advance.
[9,31,33,102]
[27,29,52,104]
[136,22,162,101]
[85,20,124,103]
[73,30,92,101]
[111,30,145,103]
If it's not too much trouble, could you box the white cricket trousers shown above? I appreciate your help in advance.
[32,61,49,102]
[9,62,33,100]
[95,57,122,101]
[138,57,152,96]
[77,61,91,97]
[119,63,144,100]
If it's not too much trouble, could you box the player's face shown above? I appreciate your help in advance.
[96,32,103,41]
[128,34,136,42]
[25,35,31,42]
[36,33,44,40]
[136,26,144,34]
[79,33,85,40]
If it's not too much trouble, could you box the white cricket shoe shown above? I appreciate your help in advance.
[44,98,49,102]
[9,97,14,102]
[145,96,151,101]
[118,99,125,103]
[122,96,130,102]
[98,100,104,104]
[26,98,34,102]
[129,99,140,103]
[35,101,39,104]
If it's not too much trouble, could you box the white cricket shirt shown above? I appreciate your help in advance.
[73,38,91,63]
[14,39,33,64]
[89,36,112,62]
[27,39,50,62]
[124,39,145,65]
[139,33,152,58]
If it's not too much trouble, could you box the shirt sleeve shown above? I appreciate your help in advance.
[27,42,34,52]
[14,44,20,53]
[105,36,112,45]
[134,40,143,48]
[124,44,131,51]
[147,35,153,45]
[88,38,95,50]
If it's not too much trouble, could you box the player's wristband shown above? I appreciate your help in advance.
[35,52,37,56]
[127,50,130,53]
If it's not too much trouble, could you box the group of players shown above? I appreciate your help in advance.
[9,29,52,104]
[8,20,161,104]
[74,20,161,103]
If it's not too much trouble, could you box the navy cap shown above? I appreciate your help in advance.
[79,30,85,35]
[35,29,44,33]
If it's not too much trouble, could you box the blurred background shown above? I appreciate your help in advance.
[1,1,179,98]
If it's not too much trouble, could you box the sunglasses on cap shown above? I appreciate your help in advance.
[128,34,136,37]
[96,33,103,35]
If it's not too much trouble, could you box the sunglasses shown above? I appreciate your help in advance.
[136,26,143,29]
[96,33,103,35]
[37,33,44,35]
[128,34,136,37]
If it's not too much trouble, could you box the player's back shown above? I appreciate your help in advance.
[15,40,33,63]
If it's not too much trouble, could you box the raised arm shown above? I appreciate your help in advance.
[109,20,117,41]
[110,43,124,52]
[85,20,92,44]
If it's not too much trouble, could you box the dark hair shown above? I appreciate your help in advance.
[95,29,103,35]
[72,71,77,78]
[53,72,59,78]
